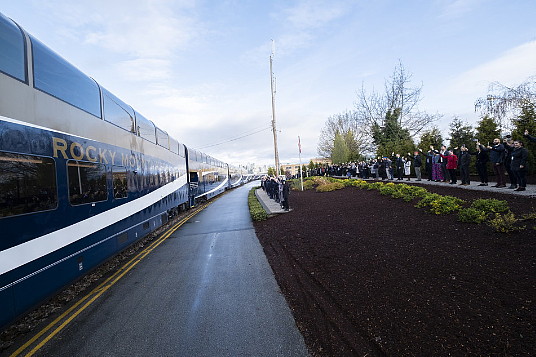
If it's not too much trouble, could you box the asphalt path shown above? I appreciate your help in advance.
[34,182,309,357]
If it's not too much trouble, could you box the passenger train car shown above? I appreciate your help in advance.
[0,12,249,328]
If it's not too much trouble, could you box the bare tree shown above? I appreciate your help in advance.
[354,61,439,142]
[317,110,368,158]
[475,76,536,135]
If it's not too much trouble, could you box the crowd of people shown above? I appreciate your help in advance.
[260,176,290,211]
[307,131,535,192]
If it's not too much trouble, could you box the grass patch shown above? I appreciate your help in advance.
[248,187,268,221]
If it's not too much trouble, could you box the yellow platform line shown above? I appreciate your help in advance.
[10,203,209,357]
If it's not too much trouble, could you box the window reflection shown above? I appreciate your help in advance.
[112,166,127,199]
[0,152,57,217]
[67,160,107,205]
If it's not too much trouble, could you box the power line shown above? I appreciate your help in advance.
[196,126,271,149]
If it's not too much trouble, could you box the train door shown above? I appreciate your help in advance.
[188,171,198,207]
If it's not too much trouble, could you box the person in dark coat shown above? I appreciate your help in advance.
[411,151,423,181]
[425,150,433,180]
[510,140,529,191]
[472,143,489,186]
[439,146,450,182]
[524,130,536,142]
[281,180,290,210]
[457,145,471,185]
[483,138,507,187]
[394,153,404,180]
[503,139,517,189]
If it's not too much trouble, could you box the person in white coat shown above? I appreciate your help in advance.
[404,157,412,181]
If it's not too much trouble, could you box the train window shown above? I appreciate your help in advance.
[0,13,26,82]
[169,137,179,154]
[102,88,135,132]
[67,160,107,205]
[31,36,101,118]
[112,166,127,199]
[178,144,186,158]
[135,112,156,144]
[155,127,169,149]
[0,152,57,218]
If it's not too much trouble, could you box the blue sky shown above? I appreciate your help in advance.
[2,0,536,167]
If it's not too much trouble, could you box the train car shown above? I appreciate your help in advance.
[0,12,236,328]
[186,147,229,206]
[228,165,247,188]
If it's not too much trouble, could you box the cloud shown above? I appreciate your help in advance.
[42,0,199,60]
[448,40,536,97]
[421,39,536,130]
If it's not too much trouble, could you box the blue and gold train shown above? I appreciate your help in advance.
[0,12,249,328]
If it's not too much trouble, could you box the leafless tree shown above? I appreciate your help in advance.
[317,110,368,158]
[475,76,536,135]
[354,61,439,139]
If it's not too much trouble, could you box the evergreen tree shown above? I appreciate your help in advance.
[511,105,536,140]
[331,132,350,164]
[448,117,474,149]
[417,127,443,152]
[511,105,536,174]
[372,108,415,157]
[475,115,500,147]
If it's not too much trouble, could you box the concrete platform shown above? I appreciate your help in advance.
[255,188,292,215]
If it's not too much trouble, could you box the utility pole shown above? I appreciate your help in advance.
[270,40,280,176]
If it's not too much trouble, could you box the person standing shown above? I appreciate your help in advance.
[431,150,444,182]
[395,153,404,180]
[503,138,517,189]
[425,150,433,180]
[510,141,529,191]
[457,146,471,185]
[281,180,290,210]
[404,156,412,181]
[439,145,450,182]
[485,138,507,188]
[473,142,489,186]
[440,150,458,184]
[412,151,423,181]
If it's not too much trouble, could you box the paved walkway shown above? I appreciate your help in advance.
[21,183,309,357]
[255,188,291,214]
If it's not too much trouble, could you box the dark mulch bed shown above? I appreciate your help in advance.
[254,185,535,356]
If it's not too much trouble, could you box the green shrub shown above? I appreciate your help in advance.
[397,185,429,201]
[352,180,370,189]
[248,188,268,221]
[470,199,510,214]
[367,181,385,190]
[342,179,355,187]
[487,212,525,233]
[316,182,345,192]
[415,193,442,208]
[416,194,465,215]
[520,211,536,220]
[379,184,398,196]
[303,180,315,190]
[458,208,488,224]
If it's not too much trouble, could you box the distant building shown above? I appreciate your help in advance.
[280,163,303,177]
[280,158,331,177]
[310,157,332,165]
